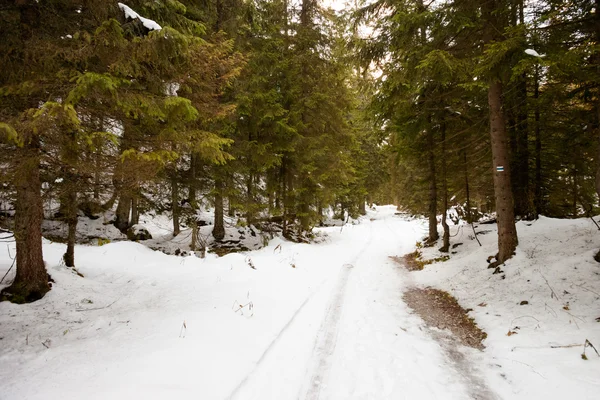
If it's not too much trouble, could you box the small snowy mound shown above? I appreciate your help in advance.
[127,224,153,241]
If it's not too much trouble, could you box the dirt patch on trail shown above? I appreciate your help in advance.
[389,252,422,271]
[403,288,487,350]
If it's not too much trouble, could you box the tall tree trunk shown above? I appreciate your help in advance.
[130,195,139,225]
[63,187,77,268]
[114,124,133,233]
[299,175,311,231]
[426,125,438,243]
[534,64,542,218]
[282,156,290,237]
[115,194,131,233]
[172,174,180,237]
[483,0,518,266]
[2,142,49,303]
[463,149,472,223]
[359,198,366,215]
[488,81,518,265]
[440,119,450,252]
[572,167,578,218]
[212,178,225,241]
[246,173,254,226]
[513,75,530,218]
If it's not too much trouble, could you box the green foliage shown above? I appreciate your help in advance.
[0,123,21,146]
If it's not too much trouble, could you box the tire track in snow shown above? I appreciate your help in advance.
[300,221,375,400]
[226,275,330,400]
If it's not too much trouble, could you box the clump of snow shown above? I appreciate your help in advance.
[165,82,180,97]
[117,2,162,31]
[525,48,545,58]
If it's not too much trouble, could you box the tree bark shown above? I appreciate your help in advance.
[63,187,77,268]
[2,142,49,303]
[212,178,225,241]
[513,75,530,218]
[488,81,518,264]
[426,125,438,243]
[172,174,180,237]
[130,195,139,225]
[440,119,450,252]
[282,156,290,237]
[246,173,254,226]
[359,198,366,215]
[115,194,131,233]
[534,64,542,218]
[463,149,472,223]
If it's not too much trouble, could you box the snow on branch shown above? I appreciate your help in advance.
[525,49,545,58]
[117,2,162,31]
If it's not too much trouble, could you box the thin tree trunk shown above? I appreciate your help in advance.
[189,153,197,209]
[212,178,225,241]
[130,195,139,225]
[2,142,49,303]
[440,119,450,252]
[513,74,530,218]
[282,157,289,237]
[534,64,542,218]
[463,149,472,223]
[572,167,578,218]
[114,124,133,233]
[64,188,77,268]
[359,198,366,215]
[488,81,518,265]
[246,174,254,226]
[188,153,198,250]
[93,152,100,200]
[172,175,180,237]
[426,125,438,243]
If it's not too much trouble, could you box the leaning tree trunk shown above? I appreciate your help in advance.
[488,81,518,265]
[212,178,225,241]
[1,143,49,303]
[426,125,438,244]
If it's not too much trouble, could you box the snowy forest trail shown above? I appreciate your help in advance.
[230,208,498,400]
[0,206,503,400]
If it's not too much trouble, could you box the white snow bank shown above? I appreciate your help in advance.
[118,2,162,31]
[416,215,600,399]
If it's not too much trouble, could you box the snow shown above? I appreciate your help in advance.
[117,2,162,31]
[525,48,545,58]
[1,207,600,399]
[416,215,600,399]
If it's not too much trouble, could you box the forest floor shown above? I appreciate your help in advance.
[1,206,599,399]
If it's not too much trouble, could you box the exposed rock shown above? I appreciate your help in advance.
[127,224,152,241]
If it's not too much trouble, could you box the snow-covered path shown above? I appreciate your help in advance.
[230,208,496,400]
[0,206,502,399]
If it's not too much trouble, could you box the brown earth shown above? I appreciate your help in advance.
[403,287,487,350]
